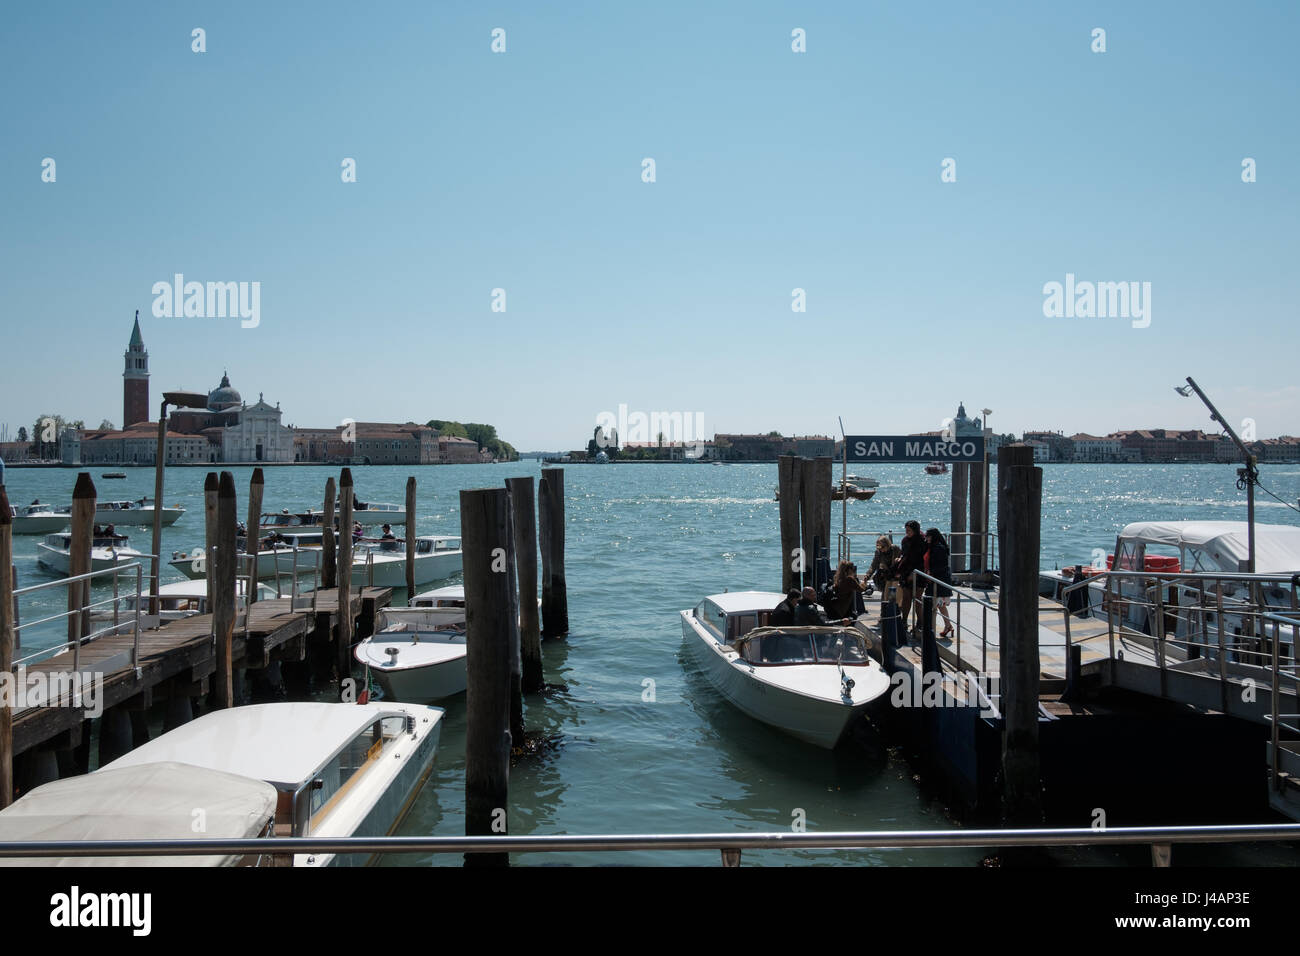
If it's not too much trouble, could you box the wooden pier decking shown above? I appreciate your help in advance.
[11,587,391,756]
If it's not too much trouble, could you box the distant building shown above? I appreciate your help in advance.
[123,312,149,428]
[1069,433,1122,462]
[1024,430,1074,462]
[1024,439,1052,462]
[438,435,479,464]
[79,421,210,465]
[1253,436,1300,463]
[221,394,295,463]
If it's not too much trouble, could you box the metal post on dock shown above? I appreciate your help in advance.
[951,462,969,572]
[337,469,354,682]
[204,473,218,614]
[0,485,14,809]
[69,473,96,648]
[246,468,264,603]
[538,468,568,638]
[507,476,544,694]
[777,455,802,591]
[997,444,1043,827]
[405,476,416,597]
[460,487,514,867]
[321,476,337,590]
[213,472,238,709]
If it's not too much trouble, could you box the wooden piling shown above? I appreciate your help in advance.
[213,472,238,709]
[997,444,1043,826]
[0,485,14,808]
[538,468,568,638]
[778,455,803,591]
[951,462,969,573]
[337,470,354,681]
[405,477,417,597]
[204,473,218,613]
[799,458,832,588]
[246,468,264,602]
[321,476,337,590]
[504,504,525,749]
[460,487,513,867]
[68,473,95,645]
[506,477,543,694]
[969,459,986,575]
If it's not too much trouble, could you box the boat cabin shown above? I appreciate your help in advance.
[734,627,873,666]
[692,591,785,643]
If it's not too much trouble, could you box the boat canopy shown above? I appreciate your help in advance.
[1118,521,1300,574]
[0,762,276,867]
[103,702,419,790]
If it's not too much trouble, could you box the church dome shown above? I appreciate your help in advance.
[208,372,242,410]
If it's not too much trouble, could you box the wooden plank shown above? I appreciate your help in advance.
[213,472,238,708]
[246,468,264,602]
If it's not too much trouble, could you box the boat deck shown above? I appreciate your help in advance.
[11,587,391,756]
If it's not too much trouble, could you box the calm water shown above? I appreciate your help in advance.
[5,461,1299,866]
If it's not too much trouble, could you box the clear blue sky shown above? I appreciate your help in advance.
[2,1,1296,449]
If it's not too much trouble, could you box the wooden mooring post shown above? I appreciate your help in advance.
[950,462,969,572]
[778,455,802,590]
[213,472,238,709]
[321,476,337,590]
[460,487,513,867]
[68,474,95,646]
[204,472,219,611]
[799,457,832,589]
[506,476,544,694]
[0,485,14,808]
[405,476,417,597]
[246,468,264,602]
[969,459,987,575]
[337,469,354,682]
[538,468,568,638]
[997,444,1043,827]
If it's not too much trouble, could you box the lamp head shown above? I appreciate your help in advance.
[163,390,209,410]
[1174,385,1193,397]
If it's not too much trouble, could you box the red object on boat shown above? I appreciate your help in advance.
[1102,553,1179,572]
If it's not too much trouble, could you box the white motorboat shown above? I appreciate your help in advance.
[37,531,144,575]
[844,474,880,488]
[104,701,444,867]
[169,530,327,581]
[85,497,185,526]
[680,590,891,749]
[354,535,463,589]
[7,501,69,535]
[355,607,469,703]
[0,762,279,867]
[310,500,405,526]
[409,584,466,608]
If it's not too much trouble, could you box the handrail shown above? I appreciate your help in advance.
[0,822,1296,865]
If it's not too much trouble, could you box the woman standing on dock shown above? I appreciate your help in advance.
[924,528,955,637]
[867,535,901,598]
[895,520,927,633]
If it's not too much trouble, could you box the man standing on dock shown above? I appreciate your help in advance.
[895,520,926,636]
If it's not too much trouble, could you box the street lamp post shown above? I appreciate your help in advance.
[1176,377,1257,573]
[981,409,993,569]
[150,391,209,615]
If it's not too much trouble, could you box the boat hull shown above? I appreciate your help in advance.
[94,507,184,526]
[13,515,70,535]
[359,551,463,589]
[37,543,143,575]
[370,657,467,703]
[681,612,881,749]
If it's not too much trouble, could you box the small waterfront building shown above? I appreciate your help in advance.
[1070,433,1122,462]
[438,435,479,463]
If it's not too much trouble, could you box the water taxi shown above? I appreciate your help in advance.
[37,531,144,575]
[6,501,69,535]
[104,701,444,867]
[680,590,890,748]
[355,607,469,703]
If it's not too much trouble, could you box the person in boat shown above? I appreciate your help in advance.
[867,534,901,597]
[352,521,363,543]
[894,520,927,634]
[770,589,801,627]
[93,523,104,536]
[794,587,850,627]
[824,561,866,619]
[924,528,955,638]
[103,523,118,540]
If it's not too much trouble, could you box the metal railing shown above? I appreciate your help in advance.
[1058,568,1300,801]
[1,822,1297,866]
[10,561,150,683]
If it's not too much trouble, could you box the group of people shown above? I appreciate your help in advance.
[867,520,954,637]
[767,520,955,639]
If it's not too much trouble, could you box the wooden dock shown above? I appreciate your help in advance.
[11,587,391,758]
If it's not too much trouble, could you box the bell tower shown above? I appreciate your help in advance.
[123,310,149,427]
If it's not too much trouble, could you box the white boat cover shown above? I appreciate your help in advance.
[1119,521,1300,574]
[0,762,277,867]
[104,702,421,789]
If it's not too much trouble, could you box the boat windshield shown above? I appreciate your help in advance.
[738,628,871,665]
